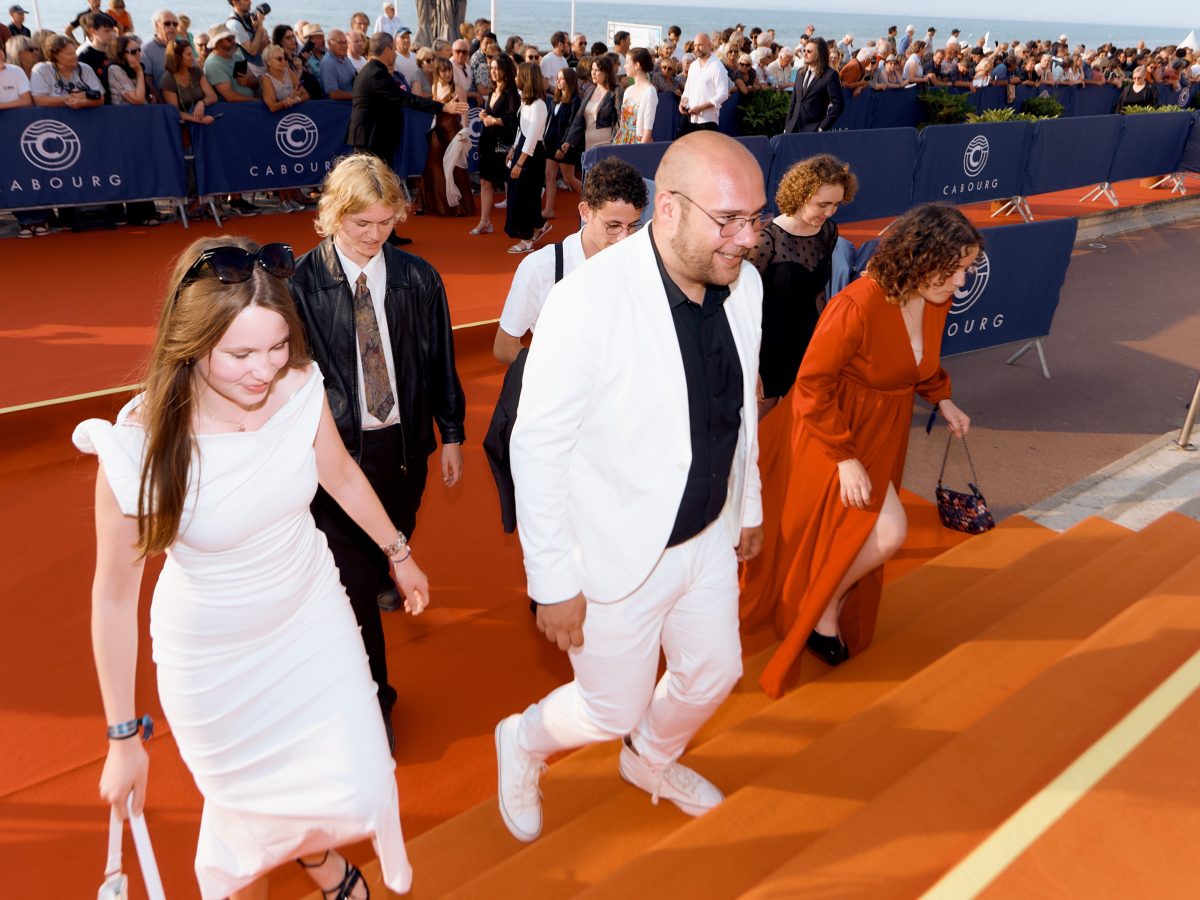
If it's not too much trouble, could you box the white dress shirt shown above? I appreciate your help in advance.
[498,231,586,338]
[682,54,729,124]
[332,242,400,429]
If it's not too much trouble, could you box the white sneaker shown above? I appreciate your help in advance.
[618,738,724,816]
[495,199,508,209]
[495,715,546,842]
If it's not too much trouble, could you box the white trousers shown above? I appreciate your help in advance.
[517,518,742,768]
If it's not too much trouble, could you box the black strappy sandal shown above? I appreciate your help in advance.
[297,851,370,900]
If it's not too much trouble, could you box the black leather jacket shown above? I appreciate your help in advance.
[289,238,466,462]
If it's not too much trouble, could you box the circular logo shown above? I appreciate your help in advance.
[951,250,990,315]
[963,135,989,178]
[275,113,319,158]
[20,120,82,172]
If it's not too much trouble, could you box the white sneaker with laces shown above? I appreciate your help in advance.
[495,715,547,842]
[618,738,724,816]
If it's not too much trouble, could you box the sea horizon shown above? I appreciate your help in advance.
[25,0,1195,54]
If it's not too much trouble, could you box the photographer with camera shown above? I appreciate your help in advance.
[226,0,268,74]
[31,33,104,106]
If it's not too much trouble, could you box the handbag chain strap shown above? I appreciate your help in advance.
[938,433,980,487]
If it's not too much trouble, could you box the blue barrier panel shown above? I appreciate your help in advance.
[192,100,350,195]
[830,87,873,131]
[855,217,1077,357]
[393,108,434,178]
[1107,111,1194,183]
[1023,115,1123,194]
[581,134,772,185]
[912,120,1032,204]
[868,87,923,129]
[767,128,916,222]
[965,85,1009,116]
[1181,112,1200,174]
[719,95,741,136]
[0,105,186,210]
[191,100,432,195]
[1072,84,1120,117]
[652,91,681,142]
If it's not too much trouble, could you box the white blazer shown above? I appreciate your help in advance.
[510,227,763,605]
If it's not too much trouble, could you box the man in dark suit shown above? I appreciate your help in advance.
[784,37,845,133]
[347,31,464,244]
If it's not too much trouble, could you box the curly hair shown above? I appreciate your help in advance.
[582,157,649,211]
[775,154,858,216]
[867,204,983,305]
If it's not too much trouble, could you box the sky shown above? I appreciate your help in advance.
[594,0,1196,31]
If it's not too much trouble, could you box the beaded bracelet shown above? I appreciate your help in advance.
[107,714,154,742]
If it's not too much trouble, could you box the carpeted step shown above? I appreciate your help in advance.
[975,687,1200,897]
[563,516,1133,900]
[742,528,1200,897]
[423,518,1096,898]
[336,516,1047,899]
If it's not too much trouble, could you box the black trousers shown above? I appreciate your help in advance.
[311,424,428,717]
[677,120,719,138]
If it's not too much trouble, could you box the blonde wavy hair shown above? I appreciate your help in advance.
[315,153,407,237]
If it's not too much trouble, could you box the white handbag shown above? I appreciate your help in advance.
[97,797,167,900]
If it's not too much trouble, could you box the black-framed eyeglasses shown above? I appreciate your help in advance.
[127,47,142,54]
[669,191,770,238]
[180,243,295,290]
[598,218,643,236]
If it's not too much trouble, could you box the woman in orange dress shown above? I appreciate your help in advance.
[754,203,979,698]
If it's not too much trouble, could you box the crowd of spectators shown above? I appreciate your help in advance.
[2,5,1199,236]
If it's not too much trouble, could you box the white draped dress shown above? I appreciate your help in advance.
[73,364,412,899]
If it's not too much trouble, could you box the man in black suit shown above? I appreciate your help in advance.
[784,37,845,133]
[347,31,464,243]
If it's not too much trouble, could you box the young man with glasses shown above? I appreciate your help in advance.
[494,132,767,843]
[493,157,648,364]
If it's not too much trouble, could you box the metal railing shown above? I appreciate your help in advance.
[1178,373,1200,450]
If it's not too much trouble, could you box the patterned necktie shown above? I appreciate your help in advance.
[353,272,395,420]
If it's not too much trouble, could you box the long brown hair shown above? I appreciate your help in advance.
[136,236,309,556]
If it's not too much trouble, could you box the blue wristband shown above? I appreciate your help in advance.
[107,714,154,742]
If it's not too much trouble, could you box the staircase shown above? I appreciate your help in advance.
[321,506,1200,898]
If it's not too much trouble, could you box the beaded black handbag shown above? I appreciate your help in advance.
[935,434,996,534]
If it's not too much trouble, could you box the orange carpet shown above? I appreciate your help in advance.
[1,174,1190,411]
[0,301,969,897]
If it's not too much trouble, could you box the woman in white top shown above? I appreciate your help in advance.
[30,34,104,107]
[971,58,992,89]
[614,47,658,144]
[260,44,308,212]
[106,35,146,105]
[81,236,428,900]
[505,61,552,254]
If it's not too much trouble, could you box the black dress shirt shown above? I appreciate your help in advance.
[649,225,744,548]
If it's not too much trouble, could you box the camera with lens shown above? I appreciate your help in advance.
[83,89,102,100]
[255,3,270,16]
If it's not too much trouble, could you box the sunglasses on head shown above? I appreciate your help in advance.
[180,243,295,289]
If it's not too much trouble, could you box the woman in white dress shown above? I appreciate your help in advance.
[78,236,428,899]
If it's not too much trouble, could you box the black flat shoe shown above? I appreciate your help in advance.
[806,629,849,666]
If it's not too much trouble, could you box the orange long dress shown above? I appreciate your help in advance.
[745,275,953,698]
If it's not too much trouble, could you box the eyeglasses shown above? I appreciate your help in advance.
[596,218,643,236]
[452,48,468,54]
[179,243,295,292]
[670,191,770,237]
[162,20,178,26]
[127,47,142,54]
[527,55,540,61]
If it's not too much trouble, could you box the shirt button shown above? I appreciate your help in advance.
[678,462,687,471]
